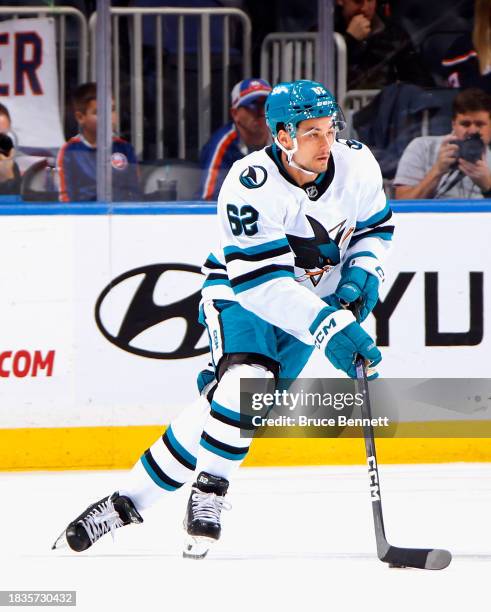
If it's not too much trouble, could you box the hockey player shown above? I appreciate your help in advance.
[53,80,393,558]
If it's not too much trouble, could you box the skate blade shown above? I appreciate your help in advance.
[51,530,68,550]
[183,535,215,560]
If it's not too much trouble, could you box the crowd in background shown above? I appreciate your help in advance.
[1,0,491,201]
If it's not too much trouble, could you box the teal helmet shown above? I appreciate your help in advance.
[265,80,346,138]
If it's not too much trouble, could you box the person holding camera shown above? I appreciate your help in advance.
[394,89,491,199]
[0,103,20,196]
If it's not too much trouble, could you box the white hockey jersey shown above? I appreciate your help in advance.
[201,139,394,345]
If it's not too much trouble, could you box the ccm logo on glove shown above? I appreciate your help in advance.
[311,308,381,379]
[314,317,337,349]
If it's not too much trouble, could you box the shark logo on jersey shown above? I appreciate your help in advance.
[287,216,351,286]
[239,165,268,189]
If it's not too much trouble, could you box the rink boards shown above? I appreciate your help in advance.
[0,200,490,469]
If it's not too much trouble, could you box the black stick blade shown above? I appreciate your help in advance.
[382,546,452,570]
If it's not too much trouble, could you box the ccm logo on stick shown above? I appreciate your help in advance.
[367,455,380,501]
[0,350,55,378]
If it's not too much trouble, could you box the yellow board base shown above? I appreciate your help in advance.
[1,425,491,471]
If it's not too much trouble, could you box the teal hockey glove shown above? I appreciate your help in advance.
[335,254,385,322]
[310,307,381,379]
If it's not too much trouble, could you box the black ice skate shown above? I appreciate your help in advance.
[183,471,231,559]
[52,492,143,552]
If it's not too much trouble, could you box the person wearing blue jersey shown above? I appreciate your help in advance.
[53,80,393,559]
[199,78,272,200]
[57,82,141,202]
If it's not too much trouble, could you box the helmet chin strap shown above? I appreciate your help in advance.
[274,136,317,177]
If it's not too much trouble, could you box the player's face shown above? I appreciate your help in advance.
[452,111,491,145]
[231,99,269,146]
[337,0,377,22]
[294,116,337,174]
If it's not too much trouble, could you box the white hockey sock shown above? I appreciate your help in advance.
[119,396,210,511]
[196,364,274,480]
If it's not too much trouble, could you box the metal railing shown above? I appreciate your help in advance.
[5,11,383,160]
[0,6,88,122]
[260,31,347,111]
[89,7,251,160]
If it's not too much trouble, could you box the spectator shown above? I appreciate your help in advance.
[199,78,272,200]
[394,88,491,199]
[0,103,21,196]
[0,103,19,190]
[442,0,491,93]
[57,82,141,202]
[335,0,433,90]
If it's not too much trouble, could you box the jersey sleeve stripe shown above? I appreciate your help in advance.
[207,252,225,265]
[208,253,221,263]
[355,202,392,230]
[204,256,227,270]
[203,277,232,289]
[202,128,237,199]
[230,263,294,287]
[349,227,394,246]
[233,270,294,295]
[225,244,291,263]
[223,237,290,257]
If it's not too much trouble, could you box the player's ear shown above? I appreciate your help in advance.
[277,128,293,149]
[75,110,85,125]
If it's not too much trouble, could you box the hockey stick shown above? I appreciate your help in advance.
[352,302,452,570]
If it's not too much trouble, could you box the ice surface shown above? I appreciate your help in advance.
[0,463,490,612]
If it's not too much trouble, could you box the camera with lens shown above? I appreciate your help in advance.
[450,132,485,164]
[0,133,13,157]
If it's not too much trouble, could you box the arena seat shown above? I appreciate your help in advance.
[141,159,202,201]
[20,158,60,202]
